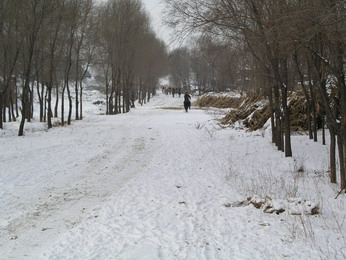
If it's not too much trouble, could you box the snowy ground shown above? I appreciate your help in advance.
[0,92,345,260]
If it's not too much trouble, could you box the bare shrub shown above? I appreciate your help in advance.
[195,121,206,130]
[204,127,216,138]
[227,163,300,199]
[285,215,316,244]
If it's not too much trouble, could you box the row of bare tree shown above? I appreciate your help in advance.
[96,0,167,114]
[168,36,251,94]
[0,0,167,136]
[164,0,345,190]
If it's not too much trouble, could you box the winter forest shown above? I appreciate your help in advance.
[1,0,346,259]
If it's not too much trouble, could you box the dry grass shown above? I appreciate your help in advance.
[195,95,243,109]
[218,93,267,130]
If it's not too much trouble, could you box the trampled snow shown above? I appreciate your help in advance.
[0,92,345,260]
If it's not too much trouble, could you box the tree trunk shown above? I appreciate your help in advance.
[0,93,3,129]
[307,65,317,141]
[281,84,292,157]
[273,84,282,150]
[79,80,83,120]
[336,37,346,190]
[75,61,79,120]
[337,135,346,189]
[322,115,326,145]
[19,84,31,136]
[309,71,318,142]
[47,83,53,129]
[30,82,34,121]
[54,83,59,118]
[342,143,346,190]
[2,92,6,123]
[330,130,336,183]
[61,85,65,126]
[15,77,19,118]
[67,83,72,125]
[109,68,116,115]
[10,93,16,122]
[106,81,109,115]
[18,109,25,136]
[268,82,276,144]
[131,89,135,108]
[8,103,11,122]
[41,82,45,121]
[37,81,43,122]
[44,89,48,122]
[18,40,36,135]
[109,92,114,115]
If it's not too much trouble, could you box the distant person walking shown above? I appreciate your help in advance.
[184,92,191,112]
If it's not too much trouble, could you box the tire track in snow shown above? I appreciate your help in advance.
[0,114,161,259]
[2,94,317,259]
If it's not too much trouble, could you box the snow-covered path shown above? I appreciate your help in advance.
[1,94,344,259]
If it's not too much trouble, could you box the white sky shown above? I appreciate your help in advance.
[144,0,188,50]
[142,1,168,40]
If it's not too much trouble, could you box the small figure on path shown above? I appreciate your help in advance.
[184,92,191,112]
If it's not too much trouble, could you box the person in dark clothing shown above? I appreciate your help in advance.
[184,92,191,112]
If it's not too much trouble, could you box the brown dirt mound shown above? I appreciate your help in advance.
[197,92,309,131]
[244,105,271,131]
[219,94,266,129]
[195,94,243,109]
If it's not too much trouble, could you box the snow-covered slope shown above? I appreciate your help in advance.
[0,93,345,259]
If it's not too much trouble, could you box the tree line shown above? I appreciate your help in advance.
[168,36,246,95]
[0,0,167,136]
[164,0,346,190]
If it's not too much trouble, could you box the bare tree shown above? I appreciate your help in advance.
[18,0,55,136]
[164,0,345,189]
[99,0,166,114]
[0,0,24,129]
[169,47,191,91]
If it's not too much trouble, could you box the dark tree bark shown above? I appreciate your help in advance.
[47,82,53,129]
[54,83,59,118]
[268,85,276,144]
[330,130,337,183]
[67,82,72,125]
[10,91,16,122]
[0,93,3,129]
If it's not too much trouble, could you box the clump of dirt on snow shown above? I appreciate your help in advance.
[229,195,319,215]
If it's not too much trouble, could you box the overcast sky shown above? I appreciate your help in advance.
[142,1,166,37]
